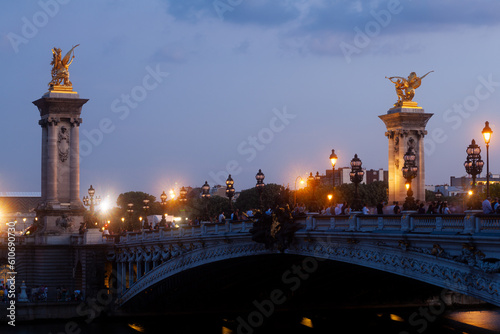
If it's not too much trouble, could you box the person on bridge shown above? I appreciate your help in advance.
[376,201,384,214]
[483,197,494,214]
[393,201,401,214]
[362,204,370,215]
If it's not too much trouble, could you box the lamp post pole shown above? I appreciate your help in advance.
[330,149,338,193]
[225,175,235,210]
[160,191,167,227]
[464,139,484,194]
[482,121,493,198]
[126,203,134,231]
[255,169,265,209]
[201,181,211,221]
[142,198,150,230]
[349,154,364,211]
[402,148,418,210]
[83,185,101,228]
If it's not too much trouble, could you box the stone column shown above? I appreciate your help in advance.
[39,120,48,202]
[379,108,433,204]
[46,117,59,204]
[70,118,82,207]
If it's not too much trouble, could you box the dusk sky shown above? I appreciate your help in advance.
[1,0,500,202]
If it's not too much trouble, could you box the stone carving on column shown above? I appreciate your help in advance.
[58,126,70,162]
[394,136,399,154]
[407,137,416,150]
[55,214,74,233]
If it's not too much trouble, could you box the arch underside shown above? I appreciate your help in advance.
[117,239,500,308]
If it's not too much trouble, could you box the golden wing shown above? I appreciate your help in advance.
[61,44,80,65]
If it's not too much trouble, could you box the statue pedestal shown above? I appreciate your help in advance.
[379,107,433,205]
[33,91,88,245]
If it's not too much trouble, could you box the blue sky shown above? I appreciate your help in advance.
[1,0,500,201]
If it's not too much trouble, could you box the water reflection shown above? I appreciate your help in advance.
[3,308,500,334]
[445,310,500,332]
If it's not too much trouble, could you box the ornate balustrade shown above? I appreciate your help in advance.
[112,213,500,245]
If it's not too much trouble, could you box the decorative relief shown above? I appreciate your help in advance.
[58,126,70,162]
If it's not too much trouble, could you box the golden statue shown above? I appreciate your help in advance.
[48,44,79,92]
[386,71,433,108]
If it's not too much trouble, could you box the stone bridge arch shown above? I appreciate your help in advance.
[115,234,500,308]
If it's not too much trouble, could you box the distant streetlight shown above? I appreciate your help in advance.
[329,149,338,192]
[142,198,150,229]
[402,148,418,210]
[294,176,304,207]
[126,203,134,230]
[255,169,265,208]
[225,175,235,210]
[83,185,101,228]
[201,181,211,221]
[179,186,188,221]
[201,181,211,198]
[482,121,493,197]
[159,191,168,227]
[349,154,364,211]
[464,139,484,192]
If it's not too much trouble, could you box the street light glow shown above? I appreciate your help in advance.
[100,197,111,213]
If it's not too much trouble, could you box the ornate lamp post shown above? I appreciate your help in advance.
[349,154,364,211]
[402,148,418,210]
[329,149,338,191]
[255,169,265,209]
[464,139,484,193]
[179,186,187,222]
[201,181,211,221]
[225,175,235,210]
[126,203,134,230]
[142,198,150,229]
[435,189,443,200]
[83,185,101,227]
[482,121,493,197]
[159,191,168,227]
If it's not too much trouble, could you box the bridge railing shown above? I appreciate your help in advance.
[114,212,500,244]
[119,220,253,243]
[302,211,500,234]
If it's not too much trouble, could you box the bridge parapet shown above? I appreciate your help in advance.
[300,212,500,235]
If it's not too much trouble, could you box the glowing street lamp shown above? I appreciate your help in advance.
[464,139,484,192]
[329,149,338,191]
[160,191,168,227]
[83,185,101,227]
[349,154,364,211]
[142,198,150,229]
[402,148,418,210]
[482,121,493,197]
[255,169,265,208]
[225,174,235,209]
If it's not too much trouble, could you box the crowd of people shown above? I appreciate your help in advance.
[294,198,500,216]
[482,197,500,214]
[0,283,82,303]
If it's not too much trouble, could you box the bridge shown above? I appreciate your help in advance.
[109,211,500,308]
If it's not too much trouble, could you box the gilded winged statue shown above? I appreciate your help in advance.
[386,71,433,107]
[49,44,79,88]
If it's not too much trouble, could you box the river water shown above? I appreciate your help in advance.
[3,308,500,334]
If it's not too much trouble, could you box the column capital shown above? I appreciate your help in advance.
[39,116,60,127]
[70,117,83,127]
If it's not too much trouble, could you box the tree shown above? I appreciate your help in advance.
[235,183,291,212]
[116,191,158,230]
